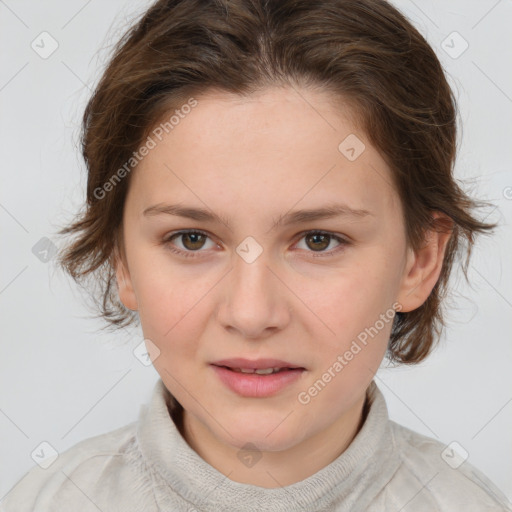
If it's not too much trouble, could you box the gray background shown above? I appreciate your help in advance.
[1,0,511,503]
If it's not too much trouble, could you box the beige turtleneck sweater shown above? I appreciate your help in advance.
[2,379,511,511]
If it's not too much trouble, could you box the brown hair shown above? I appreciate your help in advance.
[57,0,496,364]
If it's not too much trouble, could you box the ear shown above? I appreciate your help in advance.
[113,243,138,311]
[397,212,453,313]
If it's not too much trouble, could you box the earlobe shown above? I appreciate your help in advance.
[397,212,453,313]
[114,246,139,311]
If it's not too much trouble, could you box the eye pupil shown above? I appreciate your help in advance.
[183,232,206,250]
[306,233,330,251]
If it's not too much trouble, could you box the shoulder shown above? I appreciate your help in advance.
[383,420,512,511]
[0,421,153,512]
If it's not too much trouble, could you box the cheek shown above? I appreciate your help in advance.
[130,253,214,342]
[298,261,395,344]
[136,272,208,380]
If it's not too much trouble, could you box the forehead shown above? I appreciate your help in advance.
[128,86,400,223]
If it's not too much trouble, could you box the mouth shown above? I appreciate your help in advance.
[214,366,302,375]
[210,358,306,397]
[211,357,305,373]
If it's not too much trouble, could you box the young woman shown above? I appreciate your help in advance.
[3,0,510,510]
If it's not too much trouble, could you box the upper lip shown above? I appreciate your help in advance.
[211,358,304,370]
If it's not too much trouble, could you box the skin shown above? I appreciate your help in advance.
[115,86,451,488]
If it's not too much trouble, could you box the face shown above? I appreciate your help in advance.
[116,86,443,456]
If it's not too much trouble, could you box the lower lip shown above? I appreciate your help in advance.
[211,365,305,398]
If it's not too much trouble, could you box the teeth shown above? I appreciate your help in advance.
[231,367,284,375]
[255,368,278,375]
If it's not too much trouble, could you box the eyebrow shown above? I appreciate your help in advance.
[142,202,373,232]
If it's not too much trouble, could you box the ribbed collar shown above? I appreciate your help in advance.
[136,379,401,511]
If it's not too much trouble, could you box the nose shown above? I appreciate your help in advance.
[215,251,291,339]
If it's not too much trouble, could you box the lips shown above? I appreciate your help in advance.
[211,357,305,372]
[210,360,306,397]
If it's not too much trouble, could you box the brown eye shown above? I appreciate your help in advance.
[294,230,348,257]
[305,233,331,251]
[178,232,207,250]
[164,230,217,257]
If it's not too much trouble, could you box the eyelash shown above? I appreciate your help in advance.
[162,229,350,259]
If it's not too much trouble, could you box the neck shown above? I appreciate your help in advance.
[178,393,368,488]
